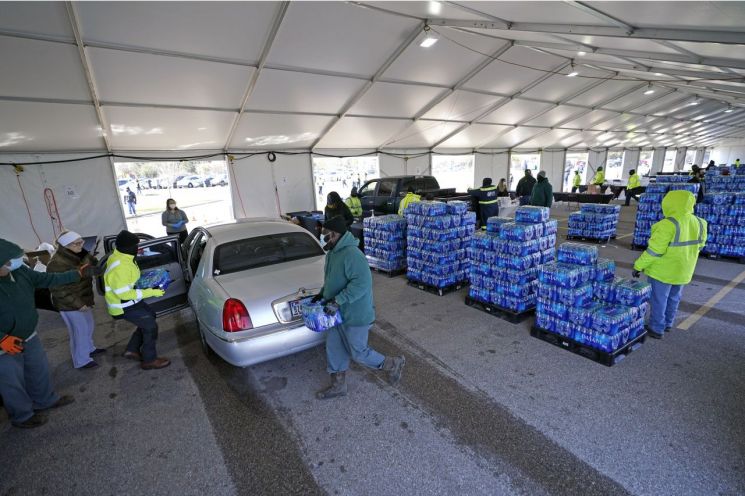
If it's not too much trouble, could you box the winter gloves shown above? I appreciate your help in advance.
[1,335,24,355]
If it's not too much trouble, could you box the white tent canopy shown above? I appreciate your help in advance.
[1,0,745,153]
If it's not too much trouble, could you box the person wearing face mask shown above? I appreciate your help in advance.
[161,198,189,244]
[312,217,405,400]
[104,230,170,370]
[0,238,97,428]
[324,191,354,228]
[47,231,105,369]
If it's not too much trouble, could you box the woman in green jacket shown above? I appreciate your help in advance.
[47,231,105,369]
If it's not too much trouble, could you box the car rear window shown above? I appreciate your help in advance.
[213,232,324,275]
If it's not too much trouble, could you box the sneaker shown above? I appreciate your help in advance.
[141,357,171,370]
[645,326,663,339]
[81,361,99,369]
[12,413,47,429]
[36,395,75,411]
[90,348,107,356]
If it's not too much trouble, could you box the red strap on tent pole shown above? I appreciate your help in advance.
[44,188,63,238]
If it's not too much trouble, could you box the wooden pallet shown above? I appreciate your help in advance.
[369,265,407,277]
[702,253,745,264]
[566,234,617,244]
[406,279,468,297]
[464,296,534,324]
[530,325,646,367]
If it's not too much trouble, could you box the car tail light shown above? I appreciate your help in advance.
[222,298,253,332]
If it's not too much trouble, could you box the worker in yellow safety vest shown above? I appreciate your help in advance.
[398,186,421,215]
[104,230,170,370]
[632,190,707,339]
[591,166,605,186]
[572,170,582,193]
[624,169,643,206]
[344,187,362,219]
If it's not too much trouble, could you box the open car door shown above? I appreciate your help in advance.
[96,235,189,317]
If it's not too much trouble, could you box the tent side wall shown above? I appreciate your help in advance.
[0,154,126,251]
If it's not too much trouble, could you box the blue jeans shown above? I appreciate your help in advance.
[0,334,60,423]
[128,202,136,215]
[648,276,684,334]
[117,302,159,362]
[325,324,385,374]
[519,195,531,206]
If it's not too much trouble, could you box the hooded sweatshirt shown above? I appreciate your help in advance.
[530,175,553,207]
[0,240,80,341]
[634,190,707,285]
[321,231,374,326]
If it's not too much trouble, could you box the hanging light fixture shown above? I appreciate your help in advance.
[724,105,734,113]
[689,95,700,106]
[577,51,587,56]
[566,60,578,77]
[419,25,438,48]
[644,83,655,95]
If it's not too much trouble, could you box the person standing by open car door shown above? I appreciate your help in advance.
[312,217,405,399]
[104,230,170,370]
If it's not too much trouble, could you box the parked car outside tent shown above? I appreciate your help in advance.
[176,175,206,188]
[97,219,326,367]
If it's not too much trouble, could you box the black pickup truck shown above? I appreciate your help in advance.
[357,175,468,216]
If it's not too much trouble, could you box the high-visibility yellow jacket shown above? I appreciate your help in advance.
[634,190,707,285]
[345,196,362,217]
[573,173,581,187]
[627,173,641,189]
[398,192,421,215]
[104,249,143,316]
[591,170,605,185]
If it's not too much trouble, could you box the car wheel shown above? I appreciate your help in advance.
[188,183,194,188]
[196,320,213,357]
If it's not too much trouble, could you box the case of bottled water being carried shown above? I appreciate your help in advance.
[363,215,407,272]
[406,201,475,288]
[301,298,343,332]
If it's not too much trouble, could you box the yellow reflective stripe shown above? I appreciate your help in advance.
[646,248,662,257]
[107,300,137,309]
[136,289,143,299]
[113,286,132,295]
[104,260,121,275]
[479,200,498,204]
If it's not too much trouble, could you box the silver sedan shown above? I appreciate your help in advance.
[100,219,327,367]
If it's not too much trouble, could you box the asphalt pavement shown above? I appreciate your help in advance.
[2,202,744,495]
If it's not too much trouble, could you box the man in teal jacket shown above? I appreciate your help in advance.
[0,238,94,428]
[313,216,405,399]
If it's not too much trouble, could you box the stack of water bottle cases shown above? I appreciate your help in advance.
[632,175,699,248]
[536,243,651,354]
[695,165,745,259]
[363,214,407,272]
[468,206,557,313]
[568,204,621,240]
[405,201,476,288]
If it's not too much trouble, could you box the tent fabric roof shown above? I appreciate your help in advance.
[1,1,744,153]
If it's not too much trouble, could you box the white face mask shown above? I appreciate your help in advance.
[8,257,24,271]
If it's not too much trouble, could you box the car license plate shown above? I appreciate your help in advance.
[289,299,303,318]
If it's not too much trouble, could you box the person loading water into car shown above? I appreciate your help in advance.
[104,230,170,370]
[312,216,405,400]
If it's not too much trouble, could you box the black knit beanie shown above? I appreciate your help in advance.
[116,230,140,256]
